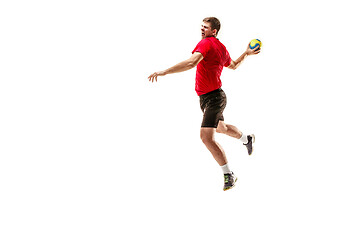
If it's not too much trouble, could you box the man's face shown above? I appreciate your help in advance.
[201,22,216,39]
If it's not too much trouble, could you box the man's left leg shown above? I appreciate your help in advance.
[200,127,227,166]
[200,127,237,191]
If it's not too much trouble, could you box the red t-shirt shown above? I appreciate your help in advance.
[192,37,232,96]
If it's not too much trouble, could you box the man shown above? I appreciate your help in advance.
[148,17,260,191]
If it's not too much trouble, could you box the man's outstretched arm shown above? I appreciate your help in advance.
[227,44,260,70]
[148,52,203,82]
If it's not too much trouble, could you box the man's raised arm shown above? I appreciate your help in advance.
[227,44,260,70]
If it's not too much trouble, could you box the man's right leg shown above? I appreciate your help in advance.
[216,121,242,139]
[216,120,255,155]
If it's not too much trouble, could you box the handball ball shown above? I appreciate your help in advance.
[249,39,262,50]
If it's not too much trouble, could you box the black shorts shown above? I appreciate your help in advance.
[199,88,227,128]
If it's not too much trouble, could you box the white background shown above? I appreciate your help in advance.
[1,0,359,239]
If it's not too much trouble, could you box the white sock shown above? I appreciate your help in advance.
[239,133,248,144]
[221,163,231,174]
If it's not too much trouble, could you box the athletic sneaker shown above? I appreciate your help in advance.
[243,134,255,155]
[223,172,238,191]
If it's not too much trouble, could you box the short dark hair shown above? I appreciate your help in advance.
[203,17,221,36]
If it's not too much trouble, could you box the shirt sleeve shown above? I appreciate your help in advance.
[224,50,232,67]
[192,39,211,58]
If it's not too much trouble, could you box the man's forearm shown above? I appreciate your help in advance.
[163,59,196,75]
[148,52,203,82]
[232,52,248,69]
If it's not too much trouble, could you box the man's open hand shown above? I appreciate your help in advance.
[148,71,166,82]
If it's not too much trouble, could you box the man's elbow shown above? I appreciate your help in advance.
[227,64,237,70]
[226,60,236,70]
[188,60,198,69]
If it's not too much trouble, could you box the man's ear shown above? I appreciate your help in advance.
[212,29,217,36]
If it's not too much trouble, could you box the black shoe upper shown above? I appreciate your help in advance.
[243,134,254,155]
[223,172,237,191]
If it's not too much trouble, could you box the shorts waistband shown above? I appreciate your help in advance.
[199,88,223,98]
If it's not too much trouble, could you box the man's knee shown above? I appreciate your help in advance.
[216,121,227,134]
[200,128,215,145]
